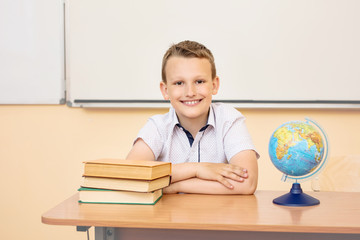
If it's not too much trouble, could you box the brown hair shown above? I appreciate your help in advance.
[161,40,216,83]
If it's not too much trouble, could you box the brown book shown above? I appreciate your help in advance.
[83,159,171,180]
[78,188,162,205]
[81,175,170,192]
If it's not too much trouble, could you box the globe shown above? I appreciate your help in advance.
[268,118,329,206]
[269,120,325,179]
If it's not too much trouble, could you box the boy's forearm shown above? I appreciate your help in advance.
[170,161,253,189]
[170,162,198,183]
[166,177,257,195]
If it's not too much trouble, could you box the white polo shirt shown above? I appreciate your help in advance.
[136,103,258,164]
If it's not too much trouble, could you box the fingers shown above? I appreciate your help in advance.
[195,163,249,187]
[216,175,234,189]
[222,165,248,181]
[224,172,245,182]
[217,165,249,188]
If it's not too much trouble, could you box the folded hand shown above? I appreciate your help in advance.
[195,162,248,189]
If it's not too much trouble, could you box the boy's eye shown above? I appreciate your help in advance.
[174,81,183,86]
[196,80,205,84]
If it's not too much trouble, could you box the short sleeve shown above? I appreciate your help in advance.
[223,116,260,161]
[136,119,164,159]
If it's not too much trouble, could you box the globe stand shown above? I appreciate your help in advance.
[273,183,320,207]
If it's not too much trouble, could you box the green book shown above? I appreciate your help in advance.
[78,187,162,205]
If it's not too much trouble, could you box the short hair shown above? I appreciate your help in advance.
[161,40,216,83]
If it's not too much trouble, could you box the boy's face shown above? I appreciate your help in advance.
[160,56,219,126]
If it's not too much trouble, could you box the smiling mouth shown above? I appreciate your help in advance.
[182,99,201,106]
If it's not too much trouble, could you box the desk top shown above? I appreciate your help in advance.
[42,190,360,234]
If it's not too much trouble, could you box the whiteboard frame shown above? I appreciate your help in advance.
[64,0,360,109]
[69,99,360,109]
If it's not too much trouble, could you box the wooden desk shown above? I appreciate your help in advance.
[42,191,360,240]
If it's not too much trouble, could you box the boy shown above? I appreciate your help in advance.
[127,40,259,194]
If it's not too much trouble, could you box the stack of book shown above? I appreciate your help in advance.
[79,159,171,205]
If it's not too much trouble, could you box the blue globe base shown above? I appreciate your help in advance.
[273,183,320,207]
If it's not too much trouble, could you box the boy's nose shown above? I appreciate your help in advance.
[185,84,196,97]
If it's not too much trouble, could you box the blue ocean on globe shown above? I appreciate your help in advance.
[269,121,325,177]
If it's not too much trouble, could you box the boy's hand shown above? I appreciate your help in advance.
[195,163,248,189]
[162,182,180,194]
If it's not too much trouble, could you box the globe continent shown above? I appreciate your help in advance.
[269,121,324,176]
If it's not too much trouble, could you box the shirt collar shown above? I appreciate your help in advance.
[169,107,179,128]
[207,103,215,128]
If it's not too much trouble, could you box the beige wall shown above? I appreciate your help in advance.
[1,105,359,239]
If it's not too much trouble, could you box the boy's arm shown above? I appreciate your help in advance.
[165,150,258,195]
[127,139,258,194]
[164,178,252,195]
[127,139,251,186]
[228,149,258,194]
[126,138,155,161]
[126,139,241,184]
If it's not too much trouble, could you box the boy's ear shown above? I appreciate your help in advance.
[160,81,170,100]
[212,76,220,95]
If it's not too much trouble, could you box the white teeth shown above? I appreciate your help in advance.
[184,100,199,105]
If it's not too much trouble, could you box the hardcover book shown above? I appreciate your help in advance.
[81,175,170,192]
[78,188,163,205]
[83,159,171,180]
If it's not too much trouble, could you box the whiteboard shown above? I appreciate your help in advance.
[0,0,64,104]
[65,0,360,108]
